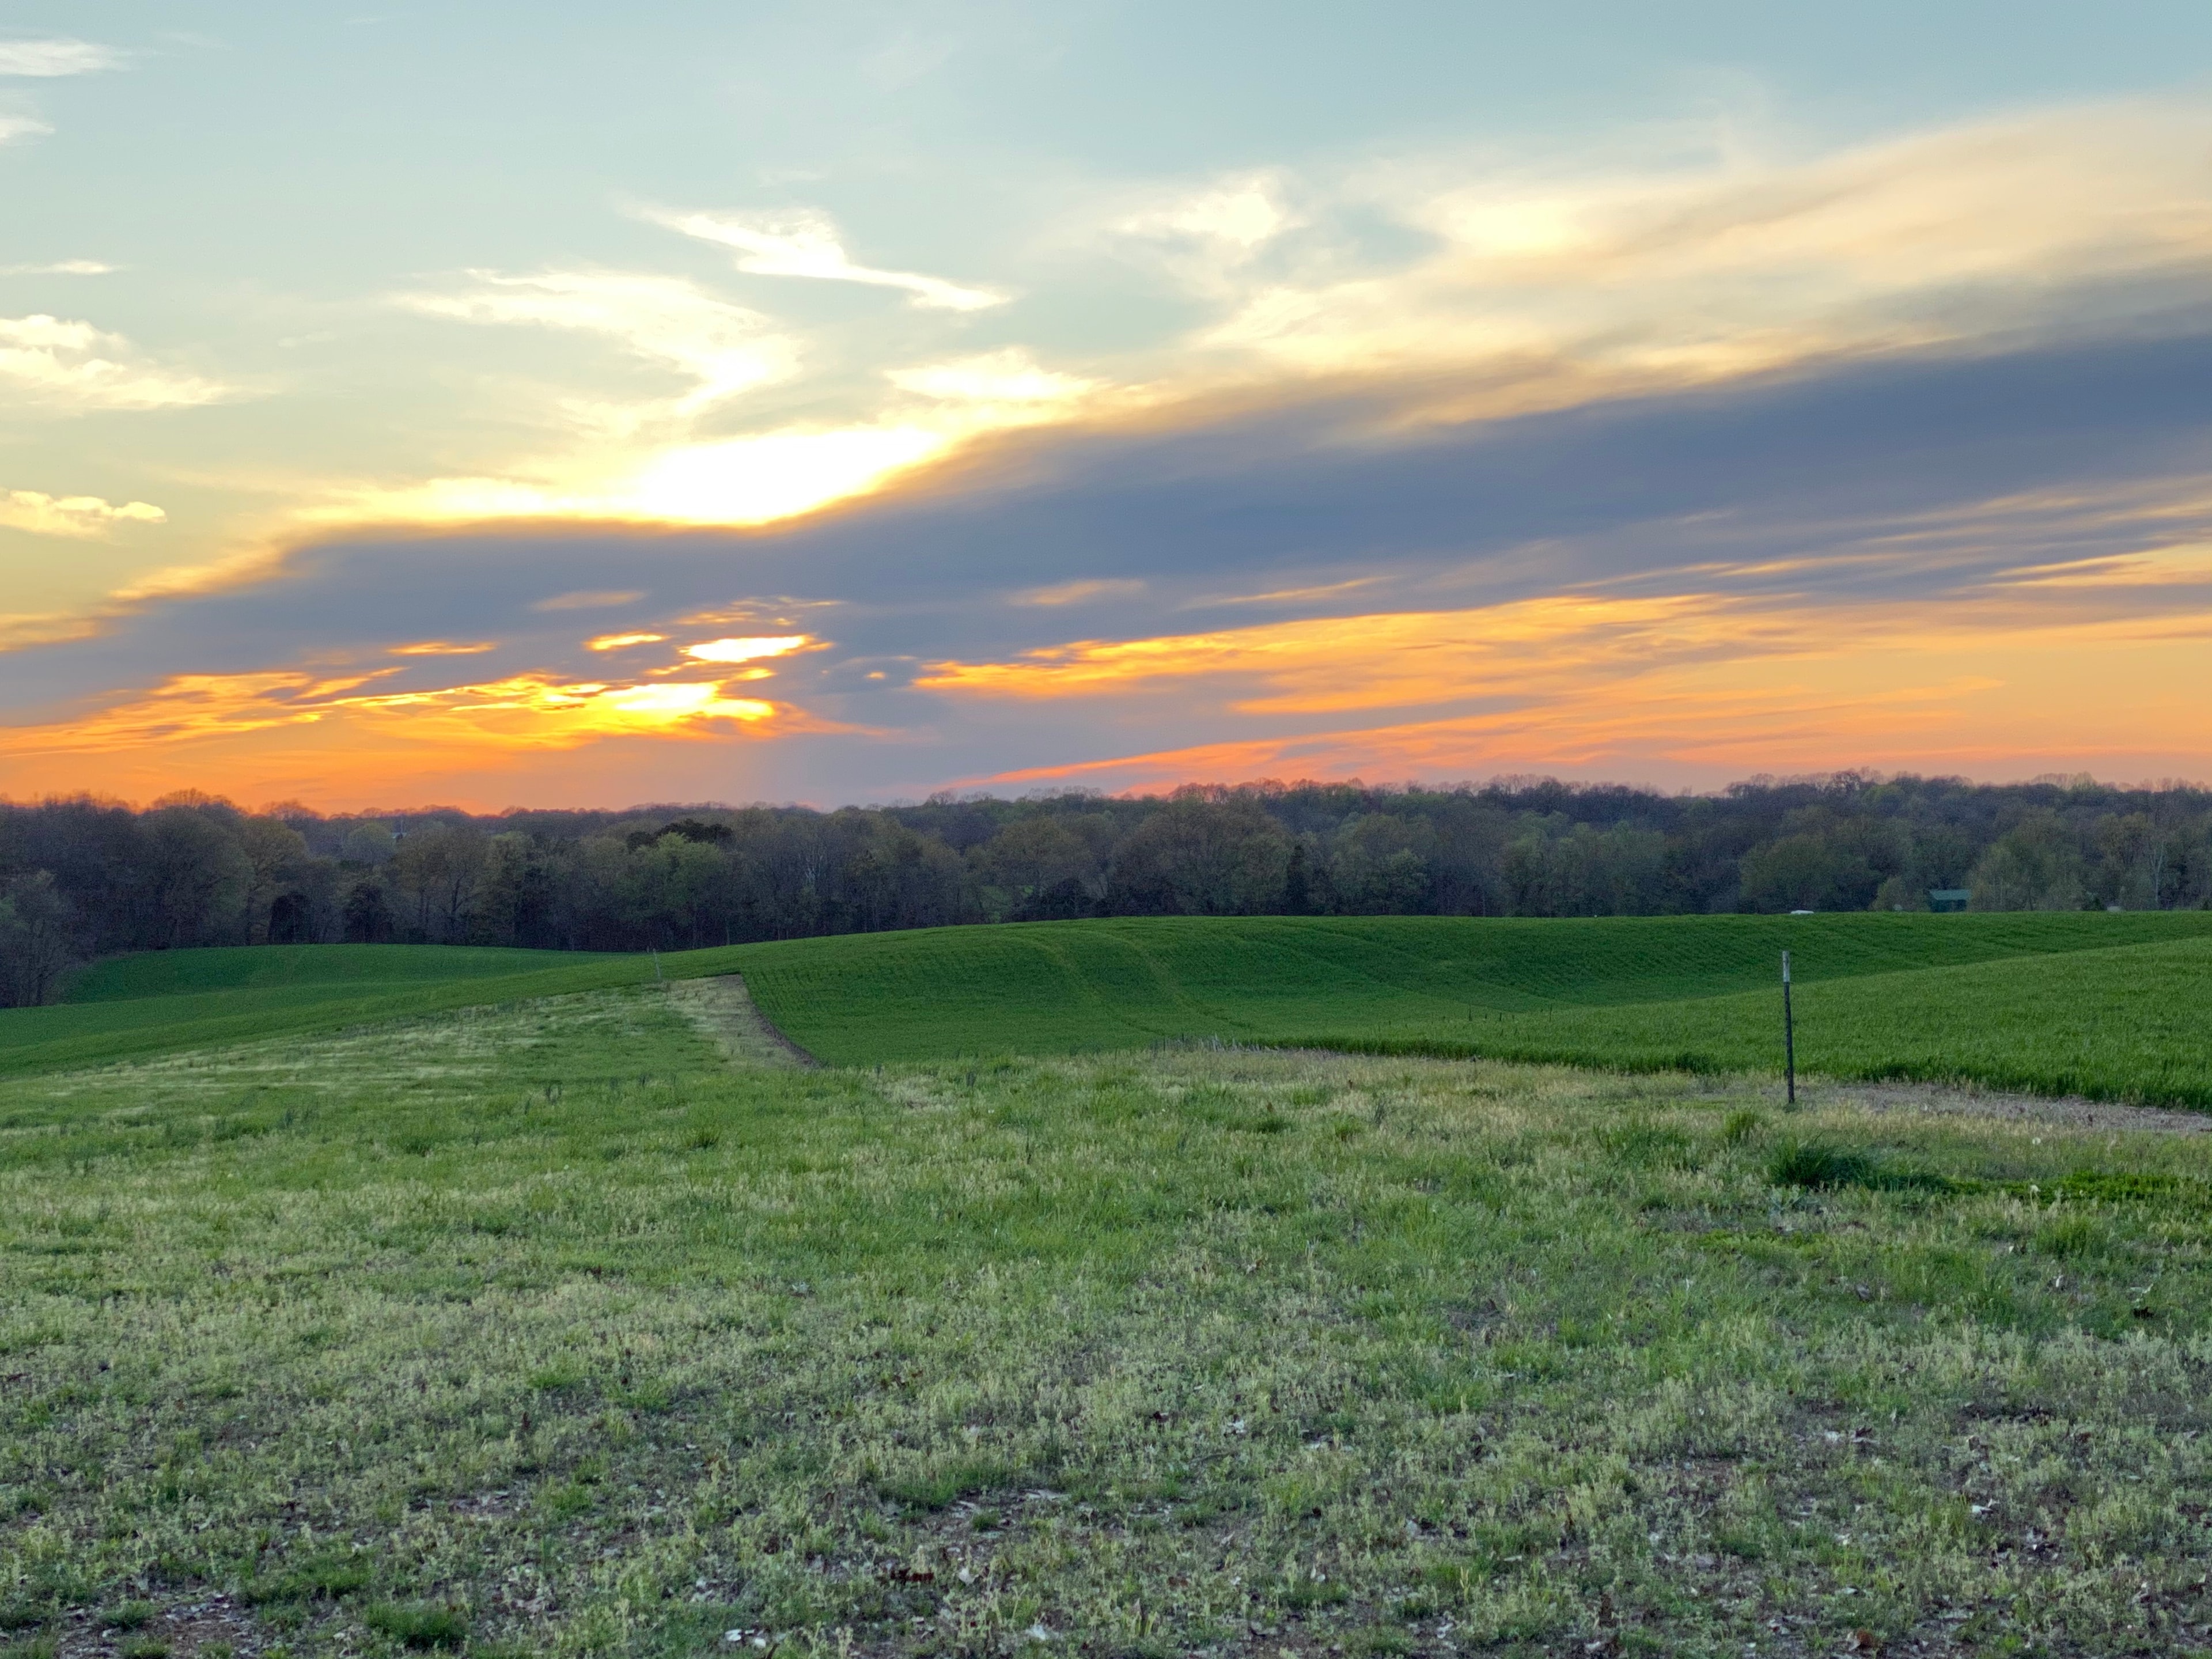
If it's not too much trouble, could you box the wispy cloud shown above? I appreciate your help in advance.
[1105,172,1304,297]
[1012,578,1147,608]
[532,590,646,613]
[0,39,120,77]
[397,270,800,427]
[0,259,113,275]
[0,488,164,537]
[1156,104,2212,390]
[0,116,53,145]
[0,315,230,410]
[646,207,1009,311]
[888,347,1099,407]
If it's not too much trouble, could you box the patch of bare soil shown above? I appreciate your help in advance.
[666,974,816,1068]
[1808,1078,2212,1135]
[55,1592,269,1657]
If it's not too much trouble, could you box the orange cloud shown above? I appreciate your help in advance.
[935,580,2212,791]
[1,667,805,762]
[586,631,668,651]
[919,593,1813,713]
[388,639,497,656]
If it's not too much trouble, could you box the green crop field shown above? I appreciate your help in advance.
[5,985,2212,1657]
[0,945,652,1079]
[715,914,2212,1106]
[10,914,2212,1104]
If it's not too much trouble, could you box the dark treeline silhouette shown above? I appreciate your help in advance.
[3,771,2210,1004]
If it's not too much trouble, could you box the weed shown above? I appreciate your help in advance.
[1769,1141,1880,1190]
[241,1551,370,1604]
[1720,1108,1764,1145]
[1598,1117,1700,1169]
[363,1603,468,1650]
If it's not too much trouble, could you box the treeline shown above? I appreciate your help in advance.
[3,771,2211,1005]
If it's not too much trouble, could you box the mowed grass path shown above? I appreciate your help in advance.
[3,991,2212,1656]
[9,912,2212,1103]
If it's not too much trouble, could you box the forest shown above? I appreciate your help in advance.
[2,770,2210,1004]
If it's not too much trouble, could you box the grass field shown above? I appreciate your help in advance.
[5,987,2212,1657]
[0,946,651,1080]
[719,915,2212,1105]
[10,914,2212,1105]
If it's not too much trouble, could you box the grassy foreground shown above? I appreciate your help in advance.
[5,988,2212,1656]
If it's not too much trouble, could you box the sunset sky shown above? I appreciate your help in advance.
[4,2,2211,810]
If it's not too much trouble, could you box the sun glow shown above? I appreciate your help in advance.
[0,668,789,759]
[681,634,813,664]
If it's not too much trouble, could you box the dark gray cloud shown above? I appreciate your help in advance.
[7,319,2211,729]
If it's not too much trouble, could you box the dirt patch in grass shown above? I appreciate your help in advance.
[1810,1077,2212,1135]
[50,1592,270,1657]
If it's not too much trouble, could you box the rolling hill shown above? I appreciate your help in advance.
[7,911,2210,1103]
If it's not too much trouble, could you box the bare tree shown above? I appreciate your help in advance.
[0,871,81,1006]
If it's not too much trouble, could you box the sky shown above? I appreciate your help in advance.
[2,2,2210,811]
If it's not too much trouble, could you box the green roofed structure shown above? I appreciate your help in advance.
[1929,888,1972,912]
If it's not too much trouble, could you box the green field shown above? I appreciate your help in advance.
[10,913,2212,1105]
[0,945,650,1078]
[5,988,2212,1656]
[8,923,2212,1653]
[725,914,2212,1105]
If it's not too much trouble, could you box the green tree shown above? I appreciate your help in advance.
[1107,797,1289,916]
[972,817,1099,919]
[1970,811,2088,911]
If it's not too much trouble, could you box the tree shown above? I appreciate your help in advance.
[474,832,556,946]
[0,871,80,1006]
[339,820,398,866]
[1970,811,2087,911]
[389,820,490,941]
[1107,798,1288,915]
[974,817,1099,919]
[1322,815,1435,914]
[341,875,395,943]
[139,805,253,946]
[1503,822,1666,916]
[1740,834,1875,913]
[1282,840,1313,915]
[237,815,313,943]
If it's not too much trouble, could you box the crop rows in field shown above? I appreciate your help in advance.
[7,912,2211,1104]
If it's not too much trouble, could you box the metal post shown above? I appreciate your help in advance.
[1782,949,1796,1107]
